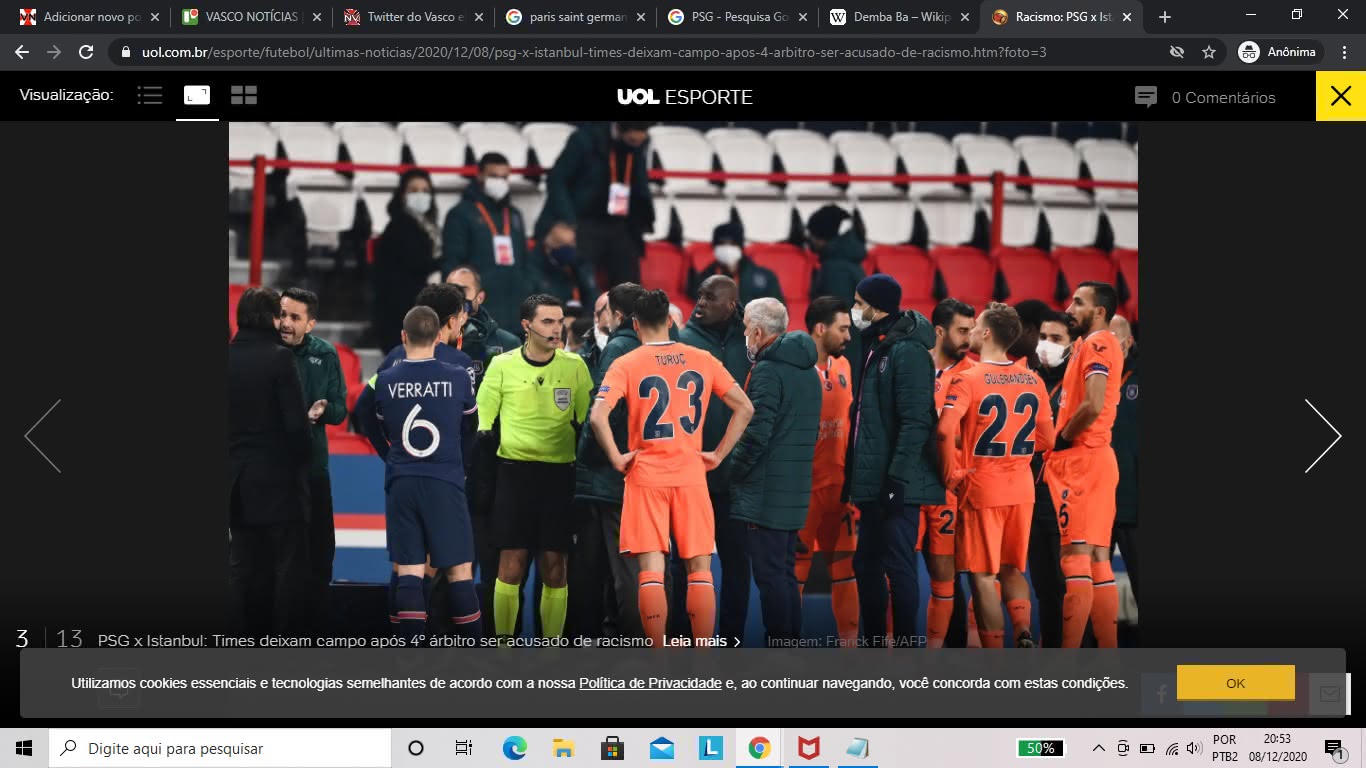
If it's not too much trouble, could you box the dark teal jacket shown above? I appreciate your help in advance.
[1113,348,1139,526]
[679,311,752,497]
[846,310,945,506]
[810,230,868,303]
[687,257,786,306]
[729,332,821,530]
[461,306,521,391]
[290,334,348,476]
[441,185,535,333]
[574,326,642,505]
[540,123,655,237]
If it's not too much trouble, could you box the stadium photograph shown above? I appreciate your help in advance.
[227,119,1140,650]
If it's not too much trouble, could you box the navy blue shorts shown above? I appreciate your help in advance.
[385,476,473,569]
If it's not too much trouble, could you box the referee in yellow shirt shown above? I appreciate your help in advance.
[477,294,593,640]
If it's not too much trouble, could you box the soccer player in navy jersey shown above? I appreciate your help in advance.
[373,306,482,641]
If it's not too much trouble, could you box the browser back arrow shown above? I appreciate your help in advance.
[15,45,28,60]
[48,44,60,59]
[1305,399,1342,473]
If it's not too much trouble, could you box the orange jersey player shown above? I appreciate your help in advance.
[1044,281,1125,649]
[589,290,754,649]
[797,298,860,646]
[936,303,1055,649]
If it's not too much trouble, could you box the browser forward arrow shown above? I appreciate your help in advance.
[1305,399,1342,473]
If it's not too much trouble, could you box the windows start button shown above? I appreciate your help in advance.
[1175,665,1296,701]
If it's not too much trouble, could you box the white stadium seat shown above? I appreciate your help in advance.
[228,122,277,189]
[1107,207,1138,250]
[671,197,734,243]
[1043,203,1100,247]
[1016,138,1089,203]
[333,121,391,129]
[889,132,960,197]
[857,199,915,246]
[522,122,575,170]
[709,132,778,196]
[298,190,357,234]
[736,198,799,243]
[999,202,1041,247]
[269,121,330,128]
[511,189,545,231]
[924,199,979,247]
[1012,135,1065,151]
[338,124,403,190]
[461,123,532,188]
[400,123,467,189]
[649,125,715,194]
[362,191,392,236]
[766,129,839,197]
[275,123,347,186]
[1073,137,1131,155]
[830,131,899,197]
[953,133,1023,198]
[1080,143,1139,204]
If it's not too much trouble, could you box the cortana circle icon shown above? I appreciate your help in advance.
[503,736,528,761]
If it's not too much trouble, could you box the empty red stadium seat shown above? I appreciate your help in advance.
[930,245,995,308]
[641,241,687,295]
[747,243,813,302]
[993,246,1060,305]
[786,300,809,332]
[228,284,247,337]
[1053,247,1118,305]
[333,343,364,412]
[868,245,935,308]
[1114,248,1139,320]
[684,242,715,273]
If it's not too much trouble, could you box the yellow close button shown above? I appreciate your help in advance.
[1176,665,1296,701]
[1316,71,1366,120]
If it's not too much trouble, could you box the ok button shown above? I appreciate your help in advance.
[1176,664,1296,701]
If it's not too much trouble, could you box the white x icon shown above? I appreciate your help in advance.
[1339,8,1350,19]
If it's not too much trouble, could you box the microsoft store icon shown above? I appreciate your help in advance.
[16,740,34,757]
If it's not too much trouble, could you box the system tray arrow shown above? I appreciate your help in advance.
[1305,399,1342,473]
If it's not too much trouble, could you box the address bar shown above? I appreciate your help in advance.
[48,730,391,768]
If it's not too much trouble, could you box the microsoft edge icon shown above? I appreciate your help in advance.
[503,736,528,761]
[699,736,724,761]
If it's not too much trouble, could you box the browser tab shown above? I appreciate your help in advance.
[983,1,1143,34]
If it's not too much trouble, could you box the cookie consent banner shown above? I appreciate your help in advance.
[21,648,1346,719]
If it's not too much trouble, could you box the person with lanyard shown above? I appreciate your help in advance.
[442,153,536,335]
[535,122,656,301]
[476,294,593,642]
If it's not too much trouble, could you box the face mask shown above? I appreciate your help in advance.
[405,192,431,215]
[548,245,577,267]
[1037,339,1069,368]
[745,334,759,364]
[851,307,871,331]
[483,176,510,201]
[594,330,609,351]
[714,244,743,269]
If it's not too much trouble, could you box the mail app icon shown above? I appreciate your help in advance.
[650,738,675,760]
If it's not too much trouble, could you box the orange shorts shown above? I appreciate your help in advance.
[954,502,1031,575]
[620,483,715,560]
[918,490,959,557]
[799,485,858,557]
[1044,446,1120,548]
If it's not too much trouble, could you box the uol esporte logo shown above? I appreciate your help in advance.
[617,88,661,104]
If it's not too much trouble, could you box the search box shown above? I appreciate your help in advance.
[48,730,391,768]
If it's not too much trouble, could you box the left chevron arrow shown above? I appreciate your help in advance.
[25,398,61,473]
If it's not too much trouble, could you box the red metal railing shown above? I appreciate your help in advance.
[229,156,1138,286]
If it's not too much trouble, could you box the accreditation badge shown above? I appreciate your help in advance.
[607,182,630,216]
[493,234,515,266]
[554,388,572,411]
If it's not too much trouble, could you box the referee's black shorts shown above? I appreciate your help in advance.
[493,459,576,552]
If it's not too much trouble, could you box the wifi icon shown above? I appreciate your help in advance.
[1165,744,1180,756]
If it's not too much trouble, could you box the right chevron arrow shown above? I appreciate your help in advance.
[1305,399,1342,473]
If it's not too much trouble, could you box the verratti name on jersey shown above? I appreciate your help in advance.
[387,380,455,399]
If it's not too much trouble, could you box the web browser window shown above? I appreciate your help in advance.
[0,0,1361,764]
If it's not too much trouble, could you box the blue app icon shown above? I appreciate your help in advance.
[699,736,724,761]
[650,738,675,760]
